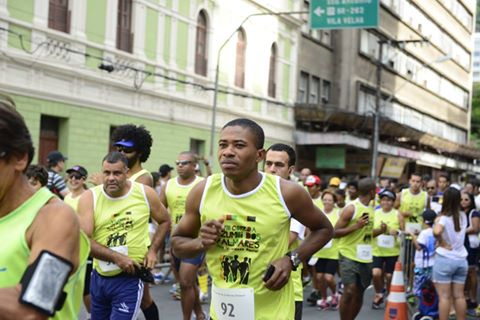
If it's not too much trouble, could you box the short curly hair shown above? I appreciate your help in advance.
[111,124,153,163]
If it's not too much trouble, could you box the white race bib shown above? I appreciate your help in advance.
[406,223,421,235]
[308,257,318,266]
[377,235,395,248]
[212,285,254,320]
[98,245,128,272]
[356,244,372,261]
[323,239,333,249]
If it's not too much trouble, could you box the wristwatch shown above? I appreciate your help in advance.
[286,251,301,271]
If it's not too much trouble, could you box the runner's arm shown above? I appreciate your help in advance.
[0,200,79,319]
[466,214,480,235]
[171,180,212,258]
[136,173,153,187]
[159,181,168,207]
[334,204,366,237]
[144,186,171,268]
[289,231,299,246]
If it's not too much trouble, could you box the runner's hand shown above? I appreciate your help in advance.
[380,222,387,234]
[199,218,224,250]
[144,248,158,269]
[264,256,292,291]
[114,253,140,274]
[355,215,369,229]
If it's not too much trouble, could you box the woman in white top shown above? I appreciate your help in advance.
[433,187,468,320]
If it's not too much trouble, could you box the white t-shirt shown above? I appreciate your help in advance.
[435,213,467,260]
[290,218,306,241]
[414,228,435,268]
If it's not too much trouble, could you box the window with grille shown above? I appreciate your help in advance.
[235,28,246,88]
[117,0,133,53]
[48,0,70,33]
[268,43,277,98]
[195,11,208,76]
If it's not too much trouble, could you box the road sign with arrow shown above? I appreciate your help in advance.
[310,0,379,30]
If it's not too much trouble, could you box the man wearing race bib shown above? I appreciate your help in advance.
[335,178,376,320]
[371,189,401,309]
[311,189,340,310]
[396,173,428,231]
[264,143,305,320]
[171,118,333,320]
[160,151,205,320]
[78,152,170,320]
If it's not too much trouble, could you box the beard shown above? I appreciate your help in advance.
[127,153,140,169]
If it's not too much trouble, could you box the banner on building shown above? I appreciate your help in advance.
[381,157,407,178]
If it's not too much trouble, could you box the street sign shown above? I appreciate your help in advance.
[310,0,379,30]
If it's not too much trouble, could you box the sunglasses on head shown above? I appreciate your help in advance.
[175,160,192,166]
[116,146,135,154]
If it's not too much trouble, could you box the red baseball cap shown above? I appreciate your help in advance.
[305,175,321,187]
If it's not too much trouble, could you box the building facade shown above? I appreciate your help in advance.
[0,0,300,173]
[295,0,479,181]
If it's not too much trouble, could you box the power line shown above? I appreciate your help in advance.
[0,26,291,107]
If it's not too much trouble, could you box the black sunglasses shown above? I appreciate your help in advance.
[116,146,135,154]
[69,173,84,180]
[175,160,192,166]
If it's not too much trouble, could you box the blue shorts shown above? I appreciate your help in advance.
[173,252,205,272]
[432,254,468,284]
[90,270,144,320]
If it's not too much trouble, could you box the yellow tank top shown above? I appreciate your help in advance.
[289,238,303,302]
[91,182,150,276]
[0,187,90,320]
[312,196,324,210]
[64,193,80,212]
[166,176,203,228]
[372,208,400,257]
[129,168,152,183]
[200,173,293,320]
[338,199,374,263]
[399,189,427,223]
[314,207,340,259]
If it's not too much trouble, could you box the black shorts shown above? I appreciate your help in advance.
[84,256,93,296]
[315,258,338,275]
[372,256,398,274]
[467,247,478,267]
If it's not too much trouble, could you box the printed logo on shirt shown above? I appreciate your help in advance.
[220,255,252,285]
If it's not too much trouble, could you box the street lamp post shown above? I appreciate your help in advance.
[208,11,307,162]
[370,37,429,179]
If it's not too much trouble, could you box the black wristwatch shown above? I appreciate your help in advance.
[286,251,301,271]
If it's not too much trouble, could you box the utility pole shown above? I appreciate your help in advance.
[370,37,428,179]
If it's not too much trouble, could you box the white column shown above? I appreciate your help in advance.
[170,17,178,68]
[105,0,118,50]
[0,0,8,17]
[0,0,8,50]
[70,0,86,40]
[156,12,165,64]
[132,1,146,59]
[33,0,48,28]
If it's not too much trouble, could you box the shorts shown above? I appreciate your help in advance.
[432,254,468,284]
[314,258,338,275]
[90,270,144,319]
[467,247,478,267]
[173,252,205,272]
[294,301,302,320]
[372,256,398,274]
[83,256,93,296]
[339,255,372,292]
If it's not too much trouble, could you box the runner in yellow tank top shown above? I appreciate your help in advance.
[312,190,341,310]
[77,152,170,320]
[160,151,205,320]
[263,143,306,320]
[171,118,333,320]
[371,189,401,309]
[335,178,377,320]
[395,173,428,231]
[0,100,88,319]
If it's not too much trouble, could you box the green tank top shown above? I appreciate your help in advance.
[64,193,80,212]
[338,199,374,263]
[91,182,150,276]
[166,176,203,228]
[0,187,90,320]
[129,168,152,183]
[399,189,427,223]
[314,207,340,260]
[312,196,323,210]
[372,208,400,257]
[200,173,293,320]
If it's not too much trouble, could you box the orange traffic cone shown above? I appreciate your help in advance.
[384,261,408,320]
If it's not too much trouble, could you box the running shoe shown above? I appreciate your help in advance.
[317,299,330,310]
[330,294,339,309]
[307,291,319,306]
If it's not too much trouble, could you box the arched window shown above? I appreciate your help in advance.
[195,10,208,76]
[268,43,277,98]
[235,28,246,88]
